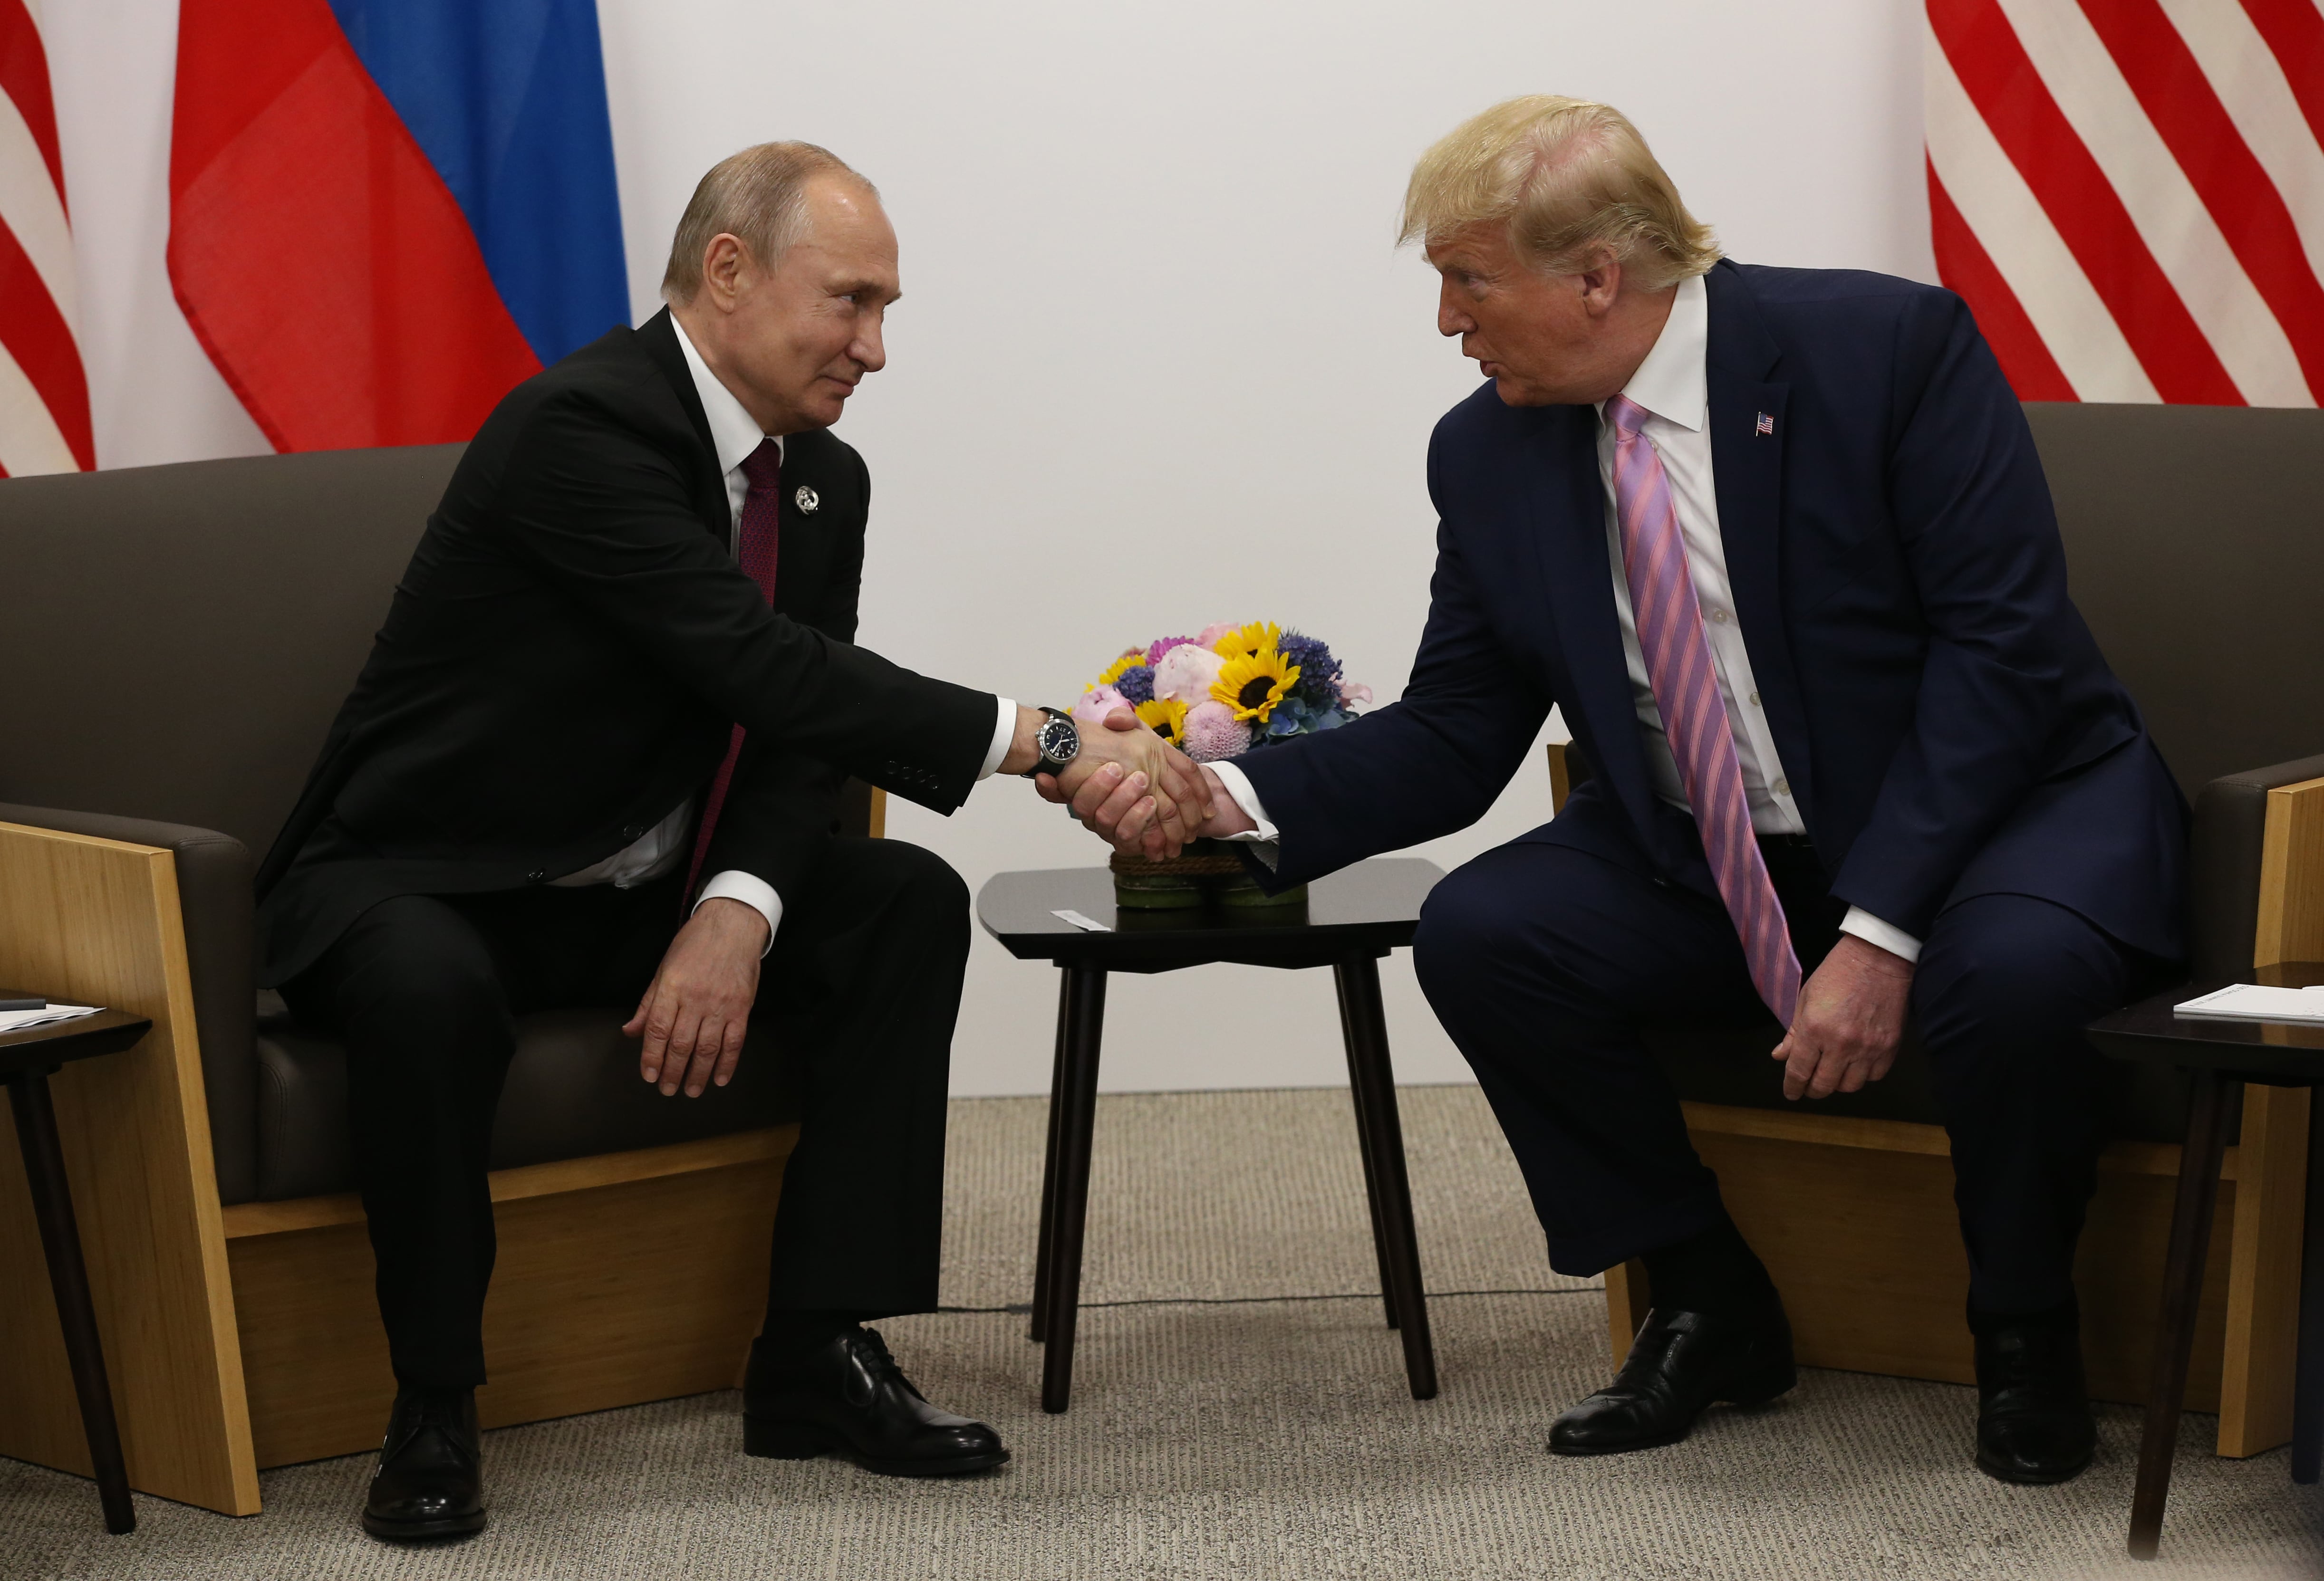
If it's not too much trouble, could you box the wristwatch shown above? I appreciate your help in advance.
[1023,706,1081,778]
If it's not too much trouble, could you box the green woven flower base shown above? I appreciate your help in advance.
[1109,842,1308,910]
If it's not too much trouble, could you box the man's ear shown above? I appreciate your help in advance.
[1577,253,1624,318]
[701,233,748,313]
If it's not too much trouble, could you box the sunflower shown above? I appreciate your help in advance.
[1096,649,1146,688]
[1212,620,1283,661]
[1212,648,1302,723]
[1135,697,1188,745]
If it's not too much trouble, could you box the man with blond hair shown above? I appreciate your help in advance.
[1061,97,2183,1483]
[264,141,1207,1540]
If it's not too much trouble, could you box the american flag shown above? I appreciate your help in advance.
[0,0,90,474]
[1927,0,2324,406]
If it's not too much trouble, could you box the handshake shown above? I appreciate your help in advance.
[1005,702,1253,858]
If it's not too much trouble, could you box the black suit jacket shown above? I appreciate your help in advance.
[255,308,995,986]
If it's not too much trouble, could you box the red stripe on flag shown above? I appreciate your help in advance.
[2240,0,2324,155]
[1930,0,2243,405]
[168,0,540,451]
[2080,0,2324,403]
[1928,162,2077,402]
[0,216,93,469]
[0,0,64,204]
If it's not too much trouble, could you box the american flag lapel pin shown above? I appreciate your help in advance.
[1755,412,1775,437]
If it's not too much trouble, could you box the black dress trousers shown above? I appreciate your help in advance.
[282,835,969,1390]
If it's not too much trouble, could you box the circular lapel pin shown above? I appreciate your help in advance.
[795,486,820,513]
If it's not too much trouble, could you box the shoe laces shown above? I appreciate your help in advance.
[850,1327,928,1402]
[853,1327,903,1379]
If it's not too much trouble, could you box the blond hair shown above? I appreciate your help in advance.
[1400,96,1718,289]
[661,141,877,303]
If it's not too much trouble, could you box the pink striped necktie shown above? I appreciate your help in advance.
[683,437,781,902]
[1604,394,1802,1026]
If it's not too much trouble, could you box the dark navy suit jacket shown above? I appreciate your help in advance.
[1239,260,2187,959]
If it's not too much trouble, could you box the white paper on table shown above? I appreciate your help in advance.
[2172,984,2324,1024]
[0,1004,103,1035]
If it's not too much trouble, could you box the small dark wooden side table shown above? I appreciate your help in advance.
[977,858,1443,1414]
[2,995,153,1535]
[2085,962,2324,1561]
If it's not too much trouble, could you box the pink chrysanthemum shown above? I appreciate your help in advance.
[1145,635,1196,667]
[1181,700,1249,762]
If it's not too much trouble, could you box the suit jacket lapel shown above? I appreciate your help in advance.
[1703,262,1816,830]
[634,307,730,539]
[770,437,833,622]
[1522,402,1663,828]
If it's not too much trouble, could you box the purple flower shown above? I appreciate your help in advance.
[1145,636,1196,667]
[1279,631,1343,708]
[1113,664,1155,706]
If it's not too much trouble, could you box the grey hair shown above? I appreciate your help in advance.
[660,141,877,303]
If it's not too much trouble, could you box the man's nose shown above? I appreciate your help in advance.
[1437,286,1472,338]
[853,315,887,374]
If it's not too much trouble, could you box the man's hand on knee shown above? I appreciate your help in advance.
[625,897,767,1098]
[1771,934,1914,1101]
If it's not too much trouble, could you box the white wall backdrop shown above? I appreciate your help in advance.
[43,0,1936,1095]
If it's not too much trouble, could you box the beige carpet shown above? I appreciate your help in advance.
[4,1086,2320,1580]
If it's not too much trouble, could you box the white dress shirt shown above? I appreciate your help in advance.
[1213,274,1921,964]
[555,315,1018,948]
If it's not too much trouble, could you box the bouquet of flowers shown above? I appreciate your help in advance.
[1070,621,1373,764]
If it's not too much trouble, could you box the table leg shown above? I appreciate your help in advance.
[1336,987,1398,1331]
[8,1072,135,1535]
[1039,967,1107,1413]
[2130,1068,2235,1560]
[1333,955,1438,1402]
[2294,1088,2324,1485]
[1031,970,1073,1342]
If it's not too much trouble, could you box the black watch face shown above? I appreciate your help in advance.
[1038,717,1079,765]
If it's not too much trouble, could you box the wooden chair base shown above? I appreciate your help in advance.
[1602,1099,2302,1446]
[222,1128,796,1469]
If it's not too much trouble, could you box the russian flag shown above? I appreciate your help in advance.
[169,0,627,452]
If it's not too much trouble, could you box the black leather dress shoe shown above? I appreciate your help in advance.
[1549,1303,1796,1456]
[743,1327,1009,1476]
[362,1387,485,1542]
[1974,1322,2096,1485]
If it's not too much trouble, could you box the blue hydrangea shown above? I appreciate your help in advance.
[1113,664,1155,706]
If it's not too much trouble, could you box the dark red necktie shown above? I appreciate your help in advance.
[684,438,781,901]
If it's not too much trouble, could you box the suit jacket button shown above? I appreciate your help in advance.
[622,824,644,840]
[527,869,546,882]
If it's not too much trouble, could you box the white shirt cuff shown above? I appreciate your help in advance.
[977,697,1016,781]
[1205,760,1282,870]
[1839,906,1922,965]
[695,870,782,957]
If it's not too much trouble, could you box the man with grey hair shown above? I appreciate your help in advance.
[262,141,1210,1541]
[1058,96,2184,1484]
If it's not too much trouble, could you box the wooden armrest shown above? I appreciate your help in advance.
[2256,772,2324,968]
